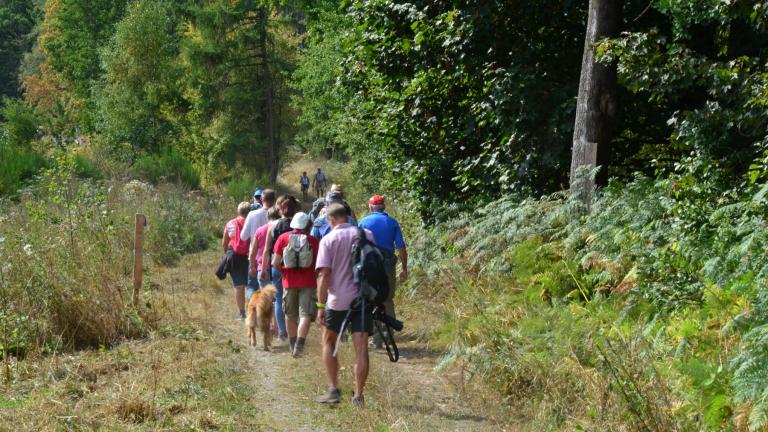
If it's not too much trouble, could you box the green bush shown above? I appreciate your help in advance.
[133,146,200,189]
[0,137,46,196]
[224,170,266,202]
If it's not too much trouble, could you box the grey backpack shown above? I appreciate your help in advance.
[282,233,313,269]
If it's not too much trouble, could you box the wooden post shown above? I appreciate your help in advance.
[133,214,146,308]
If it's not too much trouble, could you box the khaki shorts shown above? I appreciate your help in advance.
[283,287,316,321]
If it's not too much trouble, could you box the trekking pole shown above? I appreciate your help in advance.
[133,214,146,308]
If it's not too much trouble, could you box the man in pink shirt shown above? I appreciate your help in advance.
[315,203,375,407]
[248,207,280,299]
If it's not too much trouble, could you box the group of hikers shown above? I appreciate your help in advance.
[218,168,408,407]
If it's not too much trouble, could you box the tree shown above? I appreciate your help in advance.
[0,0,40,98]
[569,0,622,198]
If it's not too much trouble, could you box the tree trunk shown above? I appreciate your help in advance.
[570,0,622,198]
[259,8,278,184]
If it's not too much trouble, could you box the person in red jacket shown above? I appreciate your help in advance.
[222,202,252,320]
[272,212,319,357]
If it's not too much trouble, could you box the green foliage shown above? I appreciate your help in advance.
[133,146,200,189]
[0,134,45,196]
[0,0,40,98]
[96,0,181,153]
[224,170,267,203]
[1,97,39,148]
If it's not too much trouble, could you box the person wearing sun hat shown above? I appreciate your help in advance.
[358,194,408,349]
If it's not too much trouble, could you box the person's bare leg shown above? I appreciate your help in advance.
[323,328,339,388]
[352,332,369,397]
[298,316,311,338]
[287,319,298,338]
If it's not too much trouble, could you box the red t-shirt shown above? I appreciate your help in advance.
[273,229,319,289]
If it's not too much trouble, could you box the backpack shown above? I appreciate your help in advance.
[309,198,326,221]
[351,228,389,306]
[250,202,262,211]
[230,218,250,255]
[282,233,313,269]
[271,218,293,251]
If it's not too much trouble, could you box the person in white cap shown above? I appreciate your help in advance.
[271,212,320,357]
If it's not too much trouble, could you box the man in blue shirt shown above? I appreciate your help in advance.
[358,195,408,348]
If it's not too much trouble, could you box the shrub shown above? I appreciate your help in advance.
[0,137,46,196]
[133,146,200,189]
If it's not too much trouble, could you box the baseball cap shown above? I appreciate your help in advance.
[368,195,385,206]
[290,212,310,230]
[253,189,263,197]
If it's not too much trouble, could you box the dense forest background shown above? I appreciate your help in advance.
[5,0,768,430]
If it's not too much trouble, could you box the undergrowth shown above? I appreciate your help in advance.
[404,171,768,431]
[0,153,228,358]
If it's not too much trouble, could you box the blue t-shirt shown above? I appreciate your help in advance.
[358,212,405,253]
[311,215,357,240]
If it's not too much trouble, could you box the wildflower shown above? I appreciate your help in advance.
[23,244,33,256]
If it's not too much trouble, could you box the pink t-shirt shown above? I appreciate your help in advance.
[254,223,270,272]
[316,223,375,311]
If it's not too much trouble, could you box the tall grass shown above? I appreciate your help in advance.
[0,154,229,355]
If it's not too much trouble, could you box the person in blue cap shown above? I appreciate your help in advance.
[251,189,264,211]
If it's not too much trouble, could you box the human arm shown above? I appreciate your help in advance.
[222,227,229,252]
[249,234,259,276]
[316,268,331,326]
[398,247,409,283]
[240,214,252,241]
[272,252,284,272]
[260,228,273,280]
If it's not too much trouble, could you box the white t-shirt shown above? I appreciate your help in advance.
[240,207,269,254]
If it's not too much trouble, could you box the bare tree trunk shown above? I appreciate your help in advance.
[570,0,622,198]
[259,8,278,184]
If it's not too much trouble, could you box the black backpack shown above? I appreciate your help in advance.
[351,228,389,306]
[270,218,292,251]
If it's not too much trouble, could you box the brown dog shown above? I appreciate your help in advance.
[246,285,277,350]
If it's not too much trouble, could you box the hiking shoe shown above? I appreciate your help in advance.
[316,386,340,404]
[351,395,365,408]
[292,343,304,358]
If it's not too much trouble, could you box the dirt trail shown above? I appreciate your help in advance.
[191,247,502,432]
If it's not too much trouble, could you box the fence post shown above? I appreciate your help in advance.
[133,213,146,308]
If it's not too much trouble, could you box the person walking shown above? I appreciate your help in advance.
[315,203,376,407]
[251,188,264,211]
[260,195,301,341]
[358,195,408,348]
[222,202,252,320]
[249,207,280,298]
[311,190,356,240]
[300,171,310,202]
[242,189,275,299]
[272,212,319,357]
[312,167,327,198]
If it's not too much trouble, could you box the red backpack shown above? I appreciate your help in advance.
[229,217,250,255]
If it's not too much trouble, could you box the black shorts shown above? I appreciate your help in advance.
[230,253,248,287]
[325,308,372,335]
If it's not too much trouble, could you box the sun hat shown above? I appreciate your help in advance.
[290,212,310,230]
[253,188,263,197]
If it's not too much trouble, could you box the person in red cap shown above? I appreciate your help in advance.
[358,194,408,349]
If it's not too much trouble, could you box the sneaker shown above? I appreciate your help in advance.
[279,333,288,342]
[351,394,365,408]
[236,312,246,321]
[316,386,340,404]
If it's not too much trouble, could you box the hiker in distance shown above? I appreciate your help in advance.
[300,171,310,202]
[221,202,252,320]
[313,167,327,198]
[271,212,320,357]
[358,195,408,349]
[315,203,377,407]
